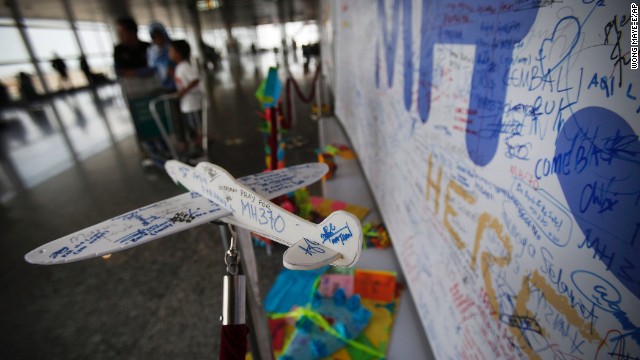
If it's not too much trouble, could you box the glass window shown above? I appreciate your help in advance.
[26,27,80,60]
[24,18,69,29]
[83,55,115,77]
[0,17,13,26]
[201,29,227,55]
[138,25,151,43]
[0,26,30,63]
[172,28,188,40]
[286,21,319,46]
[78,27,113,56]
[256,24,281,50]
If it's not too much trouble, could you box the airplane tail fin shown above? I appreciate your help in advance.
[283,211,363,270]
[283,238,343,270]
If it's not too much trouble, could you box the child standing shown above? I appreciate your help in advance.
[169,40,204,156]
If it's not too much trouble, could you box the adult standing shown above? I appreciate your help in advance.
[147,22,187,155]
[147,22,176,91]
[113,17,152,78]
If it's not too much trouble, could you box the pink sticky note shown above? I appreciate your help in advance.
[330,200,347,211]
[318,274,354,298]
[311,197,323,207]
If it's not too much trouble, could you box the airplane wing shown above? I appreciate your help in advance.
[24,192,227,264]
[237,162,328,199]
[25,163,328,265]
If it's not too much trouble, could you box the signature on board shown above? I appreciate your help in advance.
[320,223,353,245]
[298,238,326,256]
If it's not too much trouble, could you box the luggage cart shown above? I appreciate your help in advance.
[149,93,209,164]
[119,77,179,167]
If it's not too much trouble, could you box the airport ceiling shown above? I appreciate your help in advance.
[0,0,319,28]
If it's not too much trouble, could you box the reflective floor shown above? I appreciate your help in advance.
[0,85,133,190]
[0,52,322,359]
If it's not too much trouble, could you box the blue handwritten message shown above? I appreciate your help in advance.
[298,238,327,256]
[320,223,353,245]
[376,0,541,165]
[511,179,573,247]
[556,107,640,298]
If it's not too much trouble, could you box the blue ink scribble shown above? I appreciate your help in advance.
[115,221,174,244]
[376,0,542,165]
[556,107,640,299]
[50,247,71,259]
[113,211,160,226]
[88,229,109,244]
[298,238,326,256]
[320,223,353,245]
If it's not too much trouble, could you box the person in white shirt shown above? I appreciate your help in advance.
[169,40,204,155]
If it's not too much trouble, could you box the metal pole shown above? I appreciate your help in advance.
[96,0,118,45]
[236,228,274,360]
[315,66,322,120]
[217,225,273,359]
[61,0,116,145]
[186,2,213,159]
[176,0,190,34]
[145,0,157,22]
[6,0,79,164]
[280,23,288,67]
[160,0,176,32]
[177,0,200,61]
[62,0,87,59]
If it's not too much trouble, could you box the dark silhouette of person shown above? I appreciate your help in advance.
[17,72,39,102]
[0,81,10,108]
[113,16,153,78]
[51,54,71,90]
[80,56,109,87]
[200,40,221,71]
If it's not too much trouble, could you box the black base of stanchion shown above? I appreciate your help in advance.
[219,324,249,360]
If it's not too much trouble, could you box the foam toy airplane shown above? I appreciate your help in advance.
[25,161,363,270]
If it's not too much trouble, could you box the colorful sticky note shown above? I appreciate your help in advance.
[318,274,354,298]
[310,196,370,221]
[254,67,281,109]
[265,267,329,313]
[353,270,397,302]
[269,318,287,352]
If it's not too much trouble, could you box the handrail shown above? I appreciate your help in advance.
[148,93,180,160]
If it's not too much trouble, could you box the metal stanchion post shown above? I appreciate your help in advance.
[216,224,273,359]
[236,228,274,360]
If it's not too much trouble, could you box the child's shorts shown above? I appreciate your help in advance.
[182,110,202,136]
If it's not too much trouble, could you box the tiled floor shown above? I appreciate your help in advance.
[0,52,321,359]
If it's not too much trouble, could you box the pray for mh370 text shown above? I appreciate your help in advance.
[632,3,638,69]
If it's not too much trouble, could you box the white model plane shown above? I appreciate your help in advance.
[25,161,363,270]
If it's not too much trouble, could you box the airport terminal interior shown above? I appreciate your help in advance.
[0,1,346,359]
[2,0,638,359]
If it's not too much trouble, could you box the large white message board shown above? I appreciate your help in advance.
[332,0,640,358]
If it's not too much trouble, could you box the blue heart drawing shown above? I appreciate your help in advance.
[538,16,581,76]
[555,107,640,298]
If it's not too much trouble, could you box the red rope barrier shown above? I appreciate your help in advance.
[284,65,321,129]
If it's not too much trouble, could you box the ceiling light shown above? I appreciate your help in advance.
[197,0,222,11]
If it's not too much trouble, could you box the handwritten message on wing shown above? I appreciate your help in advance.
[332,0,639,358]
[27,193,227,264]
